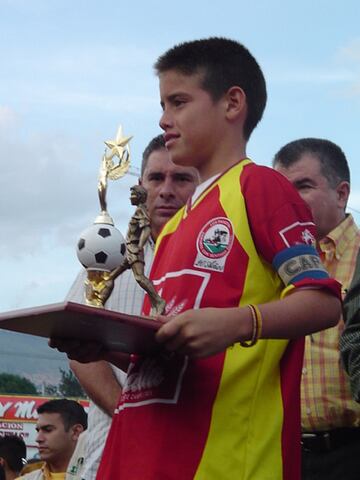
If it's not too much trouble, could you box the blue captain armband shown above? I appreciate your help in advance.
[273,244,329,286]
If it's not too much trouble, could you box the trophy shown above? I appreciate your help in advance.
[76,126,166,316]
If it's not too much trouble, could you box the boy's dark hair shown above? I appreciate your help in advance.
[154,37,267,140]
[273,138,350,187]
[0,435,26,472]
[37,399,87,431]
[141,134,165,176]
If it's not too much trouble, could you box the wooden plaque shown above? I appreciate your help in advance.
[0,302,161,355]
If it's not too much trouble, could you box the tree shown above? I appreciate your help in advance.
[43,383,59,396]
[0,373,38,395]
[58,368,86,398]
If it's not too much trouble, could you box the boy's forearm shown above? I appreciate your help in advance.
[255,289,340,339]
[215,289,340,344]
[156,288,340,358]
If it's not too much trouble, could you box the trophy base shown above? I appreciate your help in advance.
[0,302,161,355]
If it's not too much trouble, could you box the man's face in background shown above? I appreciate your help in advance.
[141,147,199,239]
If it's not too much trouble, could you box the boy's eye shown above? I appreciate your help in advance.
[173,99,185,107]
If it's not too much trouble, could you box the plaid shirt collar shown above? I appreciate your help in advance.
[318,214,359,262]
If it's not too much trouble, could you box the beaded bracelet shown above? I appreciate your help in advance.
[240,304,263,348]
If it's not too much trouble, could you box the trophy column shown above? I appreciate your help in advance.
[76,126,165,316]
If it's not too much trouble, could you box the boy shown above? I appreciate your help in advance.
[53,38,341,479]
[94,38,341,480]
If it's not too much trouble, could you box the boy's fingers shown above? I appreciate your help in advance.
[156,318,182,343]
[154,314,169,324]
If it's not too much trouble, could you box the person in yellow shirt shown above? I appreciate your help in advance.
[273,137,360,480]
[16,399,87,480]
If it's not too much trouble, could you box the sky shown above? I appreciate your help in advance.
[1,0,360,312]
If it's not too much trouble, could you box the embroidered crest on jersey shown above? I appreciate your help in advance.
[194,217,234,272]
[279,221,316,248]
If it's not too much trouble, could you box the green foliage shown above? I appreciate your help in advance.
[58,368,86,398]
[43,383,59,396]
[0,373,38,394]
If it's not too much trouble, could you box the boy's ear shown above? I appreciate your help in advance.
[224,86,247,121]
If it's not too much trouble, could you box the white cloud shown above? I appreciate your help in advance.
[2,43,159,83]
[16,87,159,114]
[266,38,360,91]
[0,42,160,114]
[333,38,360,98]
[43,44,159,74]
[267,64,356,85]
[336,38,360,62]
[0,105,18,129]
[0,112,135,258]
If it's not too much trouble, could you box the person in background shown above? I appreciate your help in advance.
[273,137,360,480]
[19,459,44,477]
[66,134,199,479]
[0,435,26,480]
[16,399,87,480]
[340,251,360,400]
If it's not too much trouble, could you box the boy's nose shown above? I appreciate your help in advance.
[159,110,172,131]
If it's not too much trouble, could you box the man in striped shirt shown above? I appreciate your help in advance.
[274,138,360,480]
[66,134,199,480]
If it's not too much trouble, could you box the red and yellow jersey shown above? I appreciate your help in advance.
[97,160,339,480]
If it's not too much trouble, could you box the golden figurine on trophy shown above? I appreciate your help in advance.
[76,126,165,316]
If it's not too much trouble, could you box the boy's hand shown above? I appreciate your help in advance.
[155,308,251,358]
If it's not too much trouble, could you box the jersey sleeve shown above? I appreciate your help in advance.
[241,163,341,297]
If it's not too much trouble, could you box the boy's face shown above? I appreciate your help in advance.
[159,70,225,174]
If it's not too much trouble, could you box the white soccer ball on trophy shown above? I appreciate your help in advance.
[77,223,126,271]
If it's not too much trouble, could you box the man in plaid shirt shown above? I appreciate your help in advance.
[273,138,360,480]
